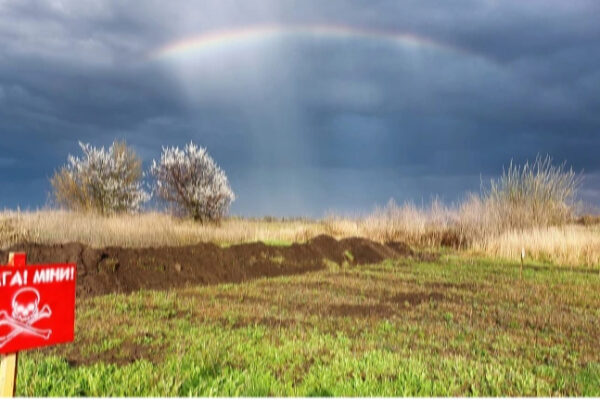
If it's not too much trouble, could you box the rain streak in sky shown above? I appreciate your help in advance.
[1,1,599,216]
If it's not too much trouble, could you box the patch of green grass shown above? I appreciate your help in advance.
[261,239,293,247]
[17,255,600,396]
[343,250,354,262]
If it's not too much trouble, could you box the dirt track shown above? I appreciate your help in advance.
[2,235,417,297]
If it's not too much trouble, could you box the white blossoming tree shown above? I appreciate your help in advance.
[150,142,235,222]
[51,141,149,214]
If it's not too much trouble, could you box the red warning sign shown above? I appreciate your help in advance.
[0,254,76,354]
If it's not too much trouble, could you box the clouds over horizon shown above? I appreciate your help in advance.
[0,0,599,216]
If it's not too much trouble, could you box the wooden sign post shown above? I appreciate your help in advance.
[0,253,77,397]
[0,254,21,396]
[520,247,525,281]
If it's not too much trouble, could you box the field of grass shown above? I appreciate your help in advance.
[17,254,600,396]
[2,210,600,269]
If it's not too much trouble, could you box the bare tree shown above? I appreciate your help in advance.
[150,142,235,222]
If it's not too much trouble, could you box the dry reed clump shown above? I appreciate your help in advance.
[324,155,593,267]
[356,199,467,248]
[481,155,580,232]
[348,199,600,267]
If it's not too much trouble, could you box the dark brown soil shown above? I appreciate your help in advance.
[326,303,393,318]
[1,235,416,298]
[388,291,446,305]
[64,339,165,367]
[320,292,448,319]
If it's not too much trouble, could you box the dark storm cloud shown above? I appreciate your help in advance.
[0,0,599,215]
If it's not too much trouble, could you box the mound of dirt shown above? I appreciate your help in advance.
[1,236,416,298]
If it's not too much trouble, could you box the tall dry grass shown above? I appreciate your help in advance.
[0,208,599,268]
[472,225,600,268]
[355,199,464,247]
[0,211,333,249]
[349,196,600,268]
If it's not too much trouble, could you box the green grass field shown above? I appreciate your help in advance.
[16,254,600,396]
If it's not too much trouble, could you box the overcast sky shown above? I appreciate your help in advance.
[1,0,599,216]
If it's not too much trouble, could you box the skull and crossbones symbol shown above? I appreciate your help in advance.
[0,287,52,348]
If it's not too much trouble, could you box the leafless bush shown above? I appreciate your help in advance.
[51,141,149,214]
[480,155,581,232]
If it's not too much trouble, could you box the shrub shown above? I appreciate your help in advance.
[51,141,149,214]
[150,142,235,222]
[481,155,581,231]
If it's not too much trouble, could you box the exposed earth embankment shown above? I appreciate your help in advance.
[2,235,417,297]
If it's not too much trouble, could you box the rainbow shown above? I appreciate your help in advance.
[150,24,465,60]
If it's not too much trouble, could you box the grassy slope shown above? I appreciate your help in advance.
[17,255,600,396]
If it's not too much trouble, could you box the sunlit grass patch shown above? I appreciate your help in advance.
[16,255,600,396]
